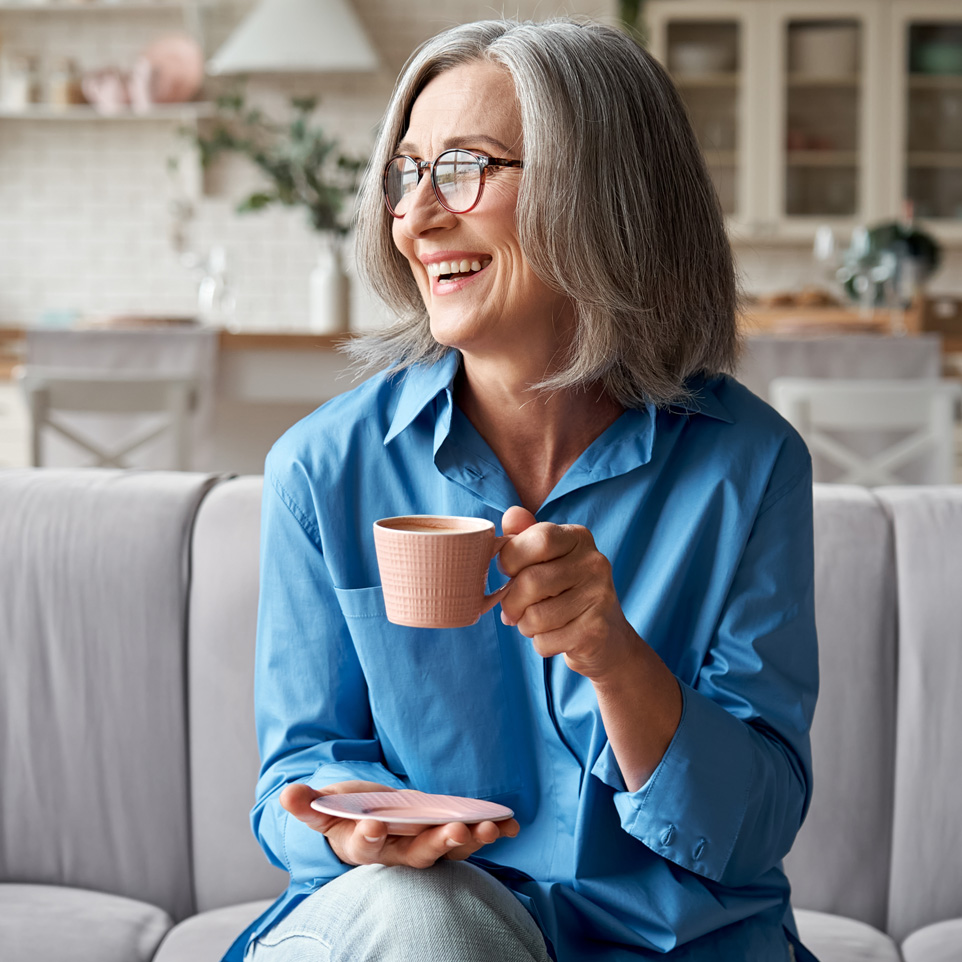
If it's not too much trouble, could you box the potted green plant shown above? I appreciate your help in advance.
[186,89,367,333]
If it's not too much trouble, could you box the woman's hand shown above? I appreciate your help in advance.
[279,781,520,868]
[497,506,682,789]
[498,506,639,682]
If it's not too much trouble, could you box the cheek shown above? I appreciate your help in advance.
[391,219,407,256]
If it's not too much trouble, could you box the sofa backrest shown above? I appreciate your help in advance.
[874,488,962,943]
[0,468,219,923]
[785,485,898,931]
[186,475,287,912]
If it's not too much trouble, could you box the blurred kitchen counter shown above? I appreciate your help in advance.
[3,312,960,472]
[739,300,962,355]
[0,327,357,398]
[0,326,361,472]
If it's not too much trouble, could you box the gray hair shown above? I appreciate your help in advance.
[347,18,739,408]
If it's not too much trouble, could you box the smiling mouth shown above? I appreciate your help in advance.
[426,258,492,284]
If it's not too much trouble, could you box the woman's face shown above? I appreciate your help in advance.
[391,60,575,367]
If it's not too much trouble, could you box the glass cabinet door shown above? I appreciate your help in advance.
[664,19,741,217]
[767,1,884,234]
[782,18,863,218]
[897,10,962,226]
[647,2,755,231]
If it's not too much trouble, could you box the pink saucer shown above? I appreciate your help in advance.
[310,790,514,836]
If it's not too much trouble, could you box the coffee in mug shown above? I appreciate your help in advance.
[373,515,511,628]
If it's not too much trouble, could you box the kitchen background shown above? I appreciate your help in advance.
[1,0,960,334]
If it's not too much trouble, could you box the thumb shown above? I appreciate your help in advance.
[502,505,537,537]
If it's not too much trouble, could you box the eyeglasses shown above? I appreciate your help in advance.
[382,148,524,218]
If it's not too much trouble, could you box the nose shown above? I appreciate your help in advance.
[396,173,457,237]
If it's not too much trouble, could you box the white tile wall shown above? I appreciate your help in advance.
[0,0,619,330]
[0,0,959,331]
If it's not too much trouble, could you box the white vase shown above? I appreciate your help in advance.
[309,235,350,334]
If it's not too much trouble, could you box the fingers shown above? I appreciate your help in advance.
[280,781,398,838]
[501,505,538,537]
[334,818,520,868]
[501,540,611,633]
[279,782,520,870]
[342,820,478,868]
[498,520,585,579]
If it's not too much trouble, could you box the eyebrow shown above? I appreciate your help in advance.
[395,134,518,157]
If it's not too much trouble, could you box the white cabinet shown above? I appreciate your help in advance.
[889,2,962,233]
[647,0,962,245]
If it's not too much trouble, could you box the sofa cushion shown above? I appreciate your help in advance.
[786,486,897,931]
[0,468,219,922]
[875,488,962,943]
[0,883,172,962]
[794,909,902,962]
[901,919,962,962]
[153,899,274,962]
[187,476,288,912]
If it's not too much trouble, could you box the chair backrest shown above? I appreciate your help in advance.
[770,377,961,485]
[16,365,199,470]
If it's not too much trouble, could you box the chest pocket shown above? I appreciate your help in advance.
[334,585,522,801]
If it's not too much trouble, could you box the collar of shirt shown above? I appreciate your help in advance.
[382,350,734,513]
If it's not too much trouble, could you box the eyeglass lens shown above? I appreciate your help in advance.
[386,149,483,215]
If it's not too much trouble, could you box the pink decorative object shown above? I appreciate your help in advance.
[128,57,154,114]
[81,68,129,115]
[373,515,511,628]
[310,790,514,835]
[139,32,204,104]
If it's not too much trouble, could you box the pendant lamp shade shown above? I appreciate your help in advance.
[207,0,380,75]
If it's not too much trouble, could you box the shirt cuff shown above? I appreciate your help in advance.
[590,682,753,882]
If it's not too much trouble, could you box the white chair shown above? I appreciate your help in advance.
[15,366,199,470]
[769,377,962,486]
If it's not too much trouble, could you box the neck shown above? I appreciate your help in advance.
[455,357,624,513]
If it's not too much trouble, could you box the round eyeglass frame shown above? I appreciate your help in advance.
[382,148,524,218]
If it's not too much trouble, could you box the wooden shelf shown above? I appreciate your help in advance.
[909,73,962,89]
[0,1,198,11]
[0,102,214,120]
[906,151,962,168]
[786,74,860,88]
[673,72,739,88]
[786,150,859,167]
[703,150,738,166]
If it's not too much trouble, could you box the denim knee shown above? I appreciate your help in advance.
[248,861,551,962]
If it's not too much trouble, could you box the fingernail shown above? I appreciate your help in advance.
[445,837,460,848]
[364,835,383,843]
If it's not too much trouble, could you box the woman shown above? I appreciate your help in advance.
[226,17,819,962]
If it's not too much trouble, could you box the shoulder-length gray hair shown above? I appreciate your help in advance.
[348,17,739,408]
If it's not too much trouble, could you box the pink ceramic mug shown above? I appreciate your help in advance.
[373,515,511,628]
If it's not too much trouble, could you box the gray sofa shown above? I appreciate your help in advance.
[1,468,960,962]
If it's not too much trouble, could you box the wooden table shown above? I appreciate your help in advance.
[739,303,962,355]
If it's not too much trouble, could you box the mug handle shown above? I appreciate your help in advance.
[479,534,514,616]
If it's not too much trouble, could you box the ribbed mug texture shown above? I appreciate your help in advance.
[373,516,495,628]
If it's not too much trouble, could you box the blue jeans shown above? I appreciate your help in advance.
[245,861,553,962]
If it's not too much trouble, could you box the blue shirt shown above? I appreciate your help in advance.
[229,350,818,961]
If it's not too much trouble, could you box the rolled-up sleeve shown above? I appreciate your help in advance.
[592,459,818,887]
[250,457,403,887]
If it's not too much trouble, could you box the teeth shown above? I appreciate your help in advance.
[426,258,491,278]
